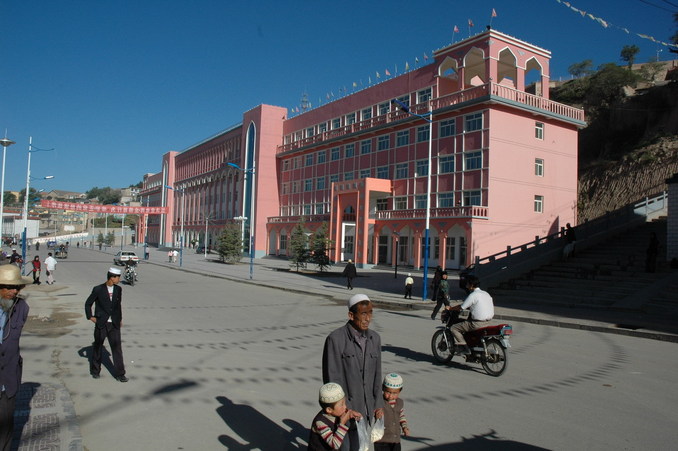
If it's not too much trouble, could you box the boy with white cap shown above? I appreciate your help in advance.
[374,373,410,450]
[308,382,362,450]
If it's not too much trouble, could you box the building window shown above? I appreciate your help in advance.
[463,190,481,206]
[394,196,407,210]
[464,150,482,170]
[535,122,544,140]
[282,183,289,194]
[417,87,432,103]
[360,140,372,154]
[438,192,455,207]
[345,143,355,157]
[535,158,544,177]
[417,125,429,142]
[318,122,327,133]
[361,107,372,121]
[377,135,390,151]
[395,95,409,109]
[346,112,356,125]
[360,169,371,179]
[465,112,483,132]
[304,204,312,215]
[344,171,354,181]
[415,195,426,209]
[378,102,390,115]
[293,158,299,169]
[317,151,326,163]
[306,127,314,138]
[331,147,340,160]
[376,166,389,179]
[292,181,298,193]
[315,203,324,215]
[332,118,341,129]
[534,195,544,213]
[283,160,290,171]
[395,163,408,179]
[316,177,326,190]
[439,155,454,173]
[440,119,455,137]
[330,174,339,183]
[446,236,456,261]
[279,234,287,250]
[305,154,314,166]
[304,179,313,191]
[376,198,388,211]
[396,130,409,147]
[416,160,428,177]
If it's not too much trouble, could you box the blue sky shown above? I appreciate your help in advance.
[1,0,675,193]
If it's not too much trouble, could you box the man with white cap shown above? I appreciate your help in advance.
[0,265,32,451]
[322,293,383,450]
[85,267,128,382]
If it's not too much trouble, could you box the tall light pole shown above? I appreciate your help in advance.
[393,99,433,301]
[165,185,185,267]
[0,136,15,241]
[227,162,256,279]
[23,137,54,271]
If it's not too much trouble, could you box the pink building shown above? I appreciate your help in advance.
[140,28,584,270]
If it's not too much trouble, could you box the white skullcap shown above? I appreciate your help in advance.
[383,372,403,390]
[348,293,370,309]
[108,267,122,275]
[319,383,345,404]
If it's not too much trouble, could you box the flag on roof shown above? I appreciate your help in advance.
[385,68,391,76]
[468,18,474,27]
[492,8,497,18]
[454,25,459,33]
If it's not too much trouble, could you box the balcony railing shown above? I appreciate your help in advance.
[277,83,585,154]
[375,206,488,220]
[268,213,331,224]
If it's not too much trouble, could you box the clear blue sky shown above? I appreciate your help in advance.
[1,0,675,193]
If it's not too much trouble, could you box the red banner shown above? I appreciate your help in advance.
[40,200,167,215]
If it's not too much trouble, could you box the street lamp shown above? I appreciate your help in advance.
[227,162,256,279]
[165,185,185,267]
[0,136,15,241]
[392,98,433,301]
[23,137,54,271]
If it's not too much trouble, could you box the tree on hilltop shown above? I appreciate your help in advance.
[620,45,640,69]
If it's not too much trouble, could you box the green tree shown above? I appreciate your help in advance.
[640,59,665,82]
[19,188,42,208]
[105,232,115,246]
[289,220,310,272]
[97,232,104,244]
[586,63,641,109]
[310,222,332,272]
[86,187,121,205]
[620,45,640,69]
[567,59,594,78]
[2,192,16,206]
[217,223,243,263]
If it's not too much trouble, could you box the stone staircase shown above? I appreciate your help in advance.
[492,218,673,311]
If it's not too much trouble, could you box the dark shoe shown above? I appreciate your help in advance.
[116,375,129,383]
[91,373,100,379]
[455,345,471,355]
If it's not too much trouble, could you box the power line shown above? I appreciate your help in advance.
[637,0,677,13]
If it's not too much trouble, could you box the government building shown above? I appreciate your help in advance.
[139,28,585,270]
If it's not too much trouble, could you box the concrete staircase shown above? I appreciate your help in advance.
[491,219,674,311]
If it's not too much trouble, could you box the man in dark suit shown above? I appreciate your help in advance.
[85,267,128,382]
[0,265,32,451]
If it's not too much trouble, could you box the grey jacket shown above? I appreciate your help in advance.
[0,297,29,398]
[322,322,383,419]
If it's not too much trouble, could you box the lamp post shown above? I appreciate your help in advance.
[0,136,15,242]
[165,185,185,267]
[144,196,149,260]
[227,162,256,279]
[392,99,433,301]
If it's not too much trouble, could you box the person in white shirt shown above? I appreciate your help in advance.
[44,252,57,285]
[447,275,494,355]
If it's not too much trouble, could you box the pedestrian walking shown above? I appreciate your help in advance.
[431,271,450,320]
[431,266,443,301]
[31,256,41,285]
[404,273,414,299]
[44,252,57,285]
[84,267,129,382]
[0,265,32,451]
[342,260,357,290]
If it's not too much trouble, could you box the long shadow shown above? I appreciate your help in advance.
[77,345,115,377]
[408,429,550,450]
[12,381,40,450]
[216,396,307,449]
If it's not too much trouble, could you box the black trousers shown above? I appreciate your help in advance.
[91,322,125,377]
[0,391,16,451]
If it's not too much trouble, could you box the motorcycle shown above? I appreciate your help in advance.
[431,309,512,376]
[123,261,138,286]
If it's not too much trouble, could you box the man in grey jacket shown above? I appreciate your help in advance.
[322,293,383,450]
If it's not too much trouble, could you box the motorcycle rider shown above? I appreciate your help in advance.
[447,275,494,355]
[123,260,137,283]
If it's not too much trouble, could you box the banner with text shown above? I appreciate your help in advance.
[40,200,167,215]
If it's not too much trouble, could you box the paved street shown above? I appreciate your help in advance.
[11,246,678,450]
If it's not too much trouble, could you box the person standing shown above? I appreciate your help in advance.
[646,232,659,273]
[431,266,443,301]
[85,267,128,382]
[342,260,357,290]
[404,273,414,299]
[431,271,450,320]
[323,293,384,450]
[31,256,41,285]
[44,252,57,285]
[0,265,32,451]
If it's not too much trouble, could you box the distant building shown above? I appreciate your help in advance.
[140,28,584,268]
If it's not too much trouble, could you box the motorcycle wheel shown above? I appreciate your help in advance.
[431,329,454,363]
[481,338,508,377]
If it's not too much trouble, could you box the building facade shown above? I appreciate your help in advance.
[139,28,584,269]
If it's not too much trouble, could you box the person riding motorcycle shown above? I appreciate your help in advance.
[446,275,494,355]
[123,260,138,283]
